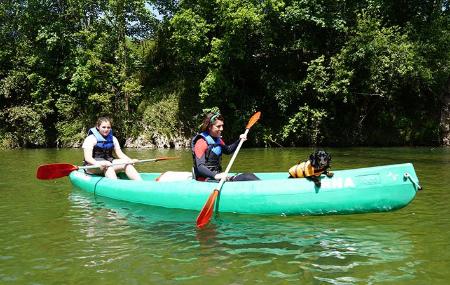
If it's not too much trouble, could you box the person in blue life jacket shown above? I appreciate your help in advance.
[192,112,260,182]
[82,116,142,180]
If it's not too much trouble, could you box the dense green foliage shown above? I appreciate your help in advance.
[1,0,449,148]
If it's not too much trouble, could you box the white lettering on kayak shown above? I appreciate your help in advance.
[387,172,399,181]
[344,177,356,188]
[355,174,380,185]
[321,177,355,189]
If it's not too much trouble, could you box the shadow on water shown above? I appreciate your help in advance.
[70,189,420,284]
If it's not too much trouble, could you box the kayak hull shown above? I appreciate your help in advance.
[68,163,420,216]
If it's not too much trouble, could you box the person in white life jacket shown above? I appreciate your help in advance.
[192,112,260,182]
[82,116,142,180]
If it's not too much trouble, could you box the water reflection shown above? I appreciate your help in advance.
[69,189,418,284]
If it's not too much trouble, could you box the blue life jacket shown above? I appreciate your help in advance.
[88,127,115,161]
[191,131,223,176]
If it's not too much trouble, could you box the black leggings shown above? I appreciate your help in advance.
[229,173,260,181]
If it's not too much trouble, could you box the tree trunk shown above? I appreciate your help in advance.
[440,77,450,145]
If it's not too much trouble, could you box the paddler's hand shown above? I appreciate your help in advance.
[97,160,112,170]
[214,172,229,181]
[121,159,138,167]
[129,158,139,165]
[239,133,247,141]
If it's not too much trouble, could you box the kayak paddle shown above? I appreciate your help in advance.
[36,157,178,180]
[196,111,261,228]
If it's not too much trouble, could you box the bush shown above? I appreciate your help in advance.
[280,105,328,146]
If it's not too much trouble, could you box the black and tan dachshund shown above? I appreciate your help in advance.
[288,150,334,187]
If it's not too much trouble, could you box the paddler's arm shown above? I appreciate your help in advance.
[194,139,218,179]
[82,135,111,169]
[112,137,137,163]
[221,133,247,154]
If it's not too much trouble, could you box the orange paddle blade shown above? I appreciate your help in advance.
[36,163,79,180]
[246,111,261,129]
[196,189,219,228]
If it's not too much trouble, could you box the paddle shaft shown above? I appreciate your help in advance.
[79,158,163,170]
[215,128,249,191]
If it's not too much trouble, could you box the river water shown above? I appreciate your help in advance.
[0,147,448,284]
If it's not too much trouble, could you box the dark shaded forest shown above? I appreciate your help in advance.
[1,0,449,148]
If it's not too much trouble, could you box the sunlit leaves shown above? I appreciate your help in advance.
[199,68,231,104]
[281,104,328,146]
[216,0,262,33]
[1,105,47,147]
[169,8,211,64]
[330,12,428,100]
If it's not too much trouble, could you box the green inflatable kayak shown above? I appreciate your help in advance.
[68,163,420,216]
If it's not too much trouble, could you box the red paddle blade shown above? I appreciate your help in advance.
[36,163,79,180]
[196,189,219,228]
[246,111,261,129]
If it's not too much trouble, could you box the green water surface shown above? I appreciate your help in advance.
[0,147,448,284]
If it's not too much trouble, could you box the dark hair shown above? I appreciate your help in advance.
[96,116,112,127]
[200,112,224,132]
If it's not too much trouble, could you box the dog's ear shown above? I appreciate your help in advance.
[324,151,331,168]
[312,153,320,165]
[310,152,319,168]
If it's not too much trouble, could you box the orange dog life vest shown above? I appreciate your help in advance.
[289,160,324,178]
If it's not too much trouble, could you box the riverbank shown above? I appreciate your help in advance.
[124,134,190,149]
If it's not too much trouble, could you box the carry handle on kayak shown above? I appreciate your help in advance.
[404,172,423,190]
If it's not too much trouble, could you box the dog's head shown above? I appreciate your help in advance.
[309,150,331,170]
